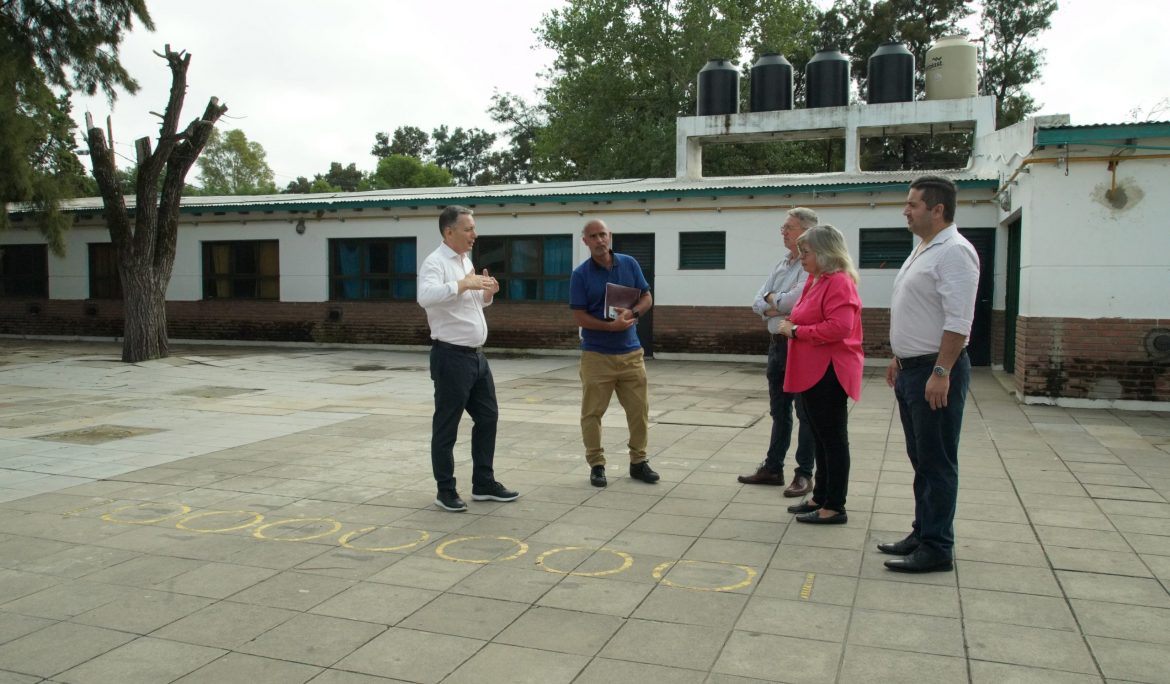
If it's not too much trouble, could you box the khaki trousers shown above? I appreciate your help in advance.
[579,349,649,467]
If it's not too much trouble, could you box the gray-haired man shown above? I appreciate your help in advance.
[739,207,818,496]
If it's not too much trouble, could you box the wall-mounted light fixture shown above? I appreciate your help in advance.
[295,219,306,235]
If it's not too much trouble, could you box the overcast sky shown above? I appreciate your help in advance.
[73,0,1169,187]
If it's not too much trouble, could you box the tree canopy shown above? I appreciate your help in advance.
[1,0,152,253]
[196,128,277,195]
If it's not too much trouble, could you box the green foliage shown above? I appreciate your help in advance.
[196,128,277,195]
[487,91,545,183]
[1,0,151,253]
[979,0,1057,127]
[431,125,499,185]
[371,126,430,159]
[370,155,453,189]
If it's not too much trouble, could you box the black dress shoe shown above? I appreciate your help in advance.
[795,510,847,525]
[786,500,820,514]
[884,547,953,573]
[630,461,660,484]
[738,465,784,486]
[877,533,920,556]
[590,465,607,487]
[434,490,467,512]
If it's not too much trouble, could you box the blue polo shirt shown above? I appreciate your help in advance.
[569,252,650,354]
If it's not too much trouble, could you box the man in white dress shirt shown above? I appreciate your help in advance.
[417,205,518,512]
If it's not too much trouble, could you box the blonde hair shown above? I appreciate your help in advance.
[797,224,859,284]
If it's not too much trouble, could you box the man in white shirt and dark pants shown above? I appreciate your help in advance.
[881,175,979,572]
[417,205,518,512]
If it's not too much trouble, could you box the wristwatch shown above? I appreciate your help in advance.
[791,325,798,339]
[932,365,950,377]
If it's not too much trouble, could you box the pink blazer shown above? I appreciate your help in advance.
[783,271,864,400]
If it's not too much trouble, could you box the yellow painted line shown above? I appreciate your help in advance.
[652,559,758,592]
[102,502,191,525]
[253,517,342,542]
[536,546,633,577]
[338,527,430,553]
[800,572,815,600]
[435,535,528,564]
[175,510,264,533]
[63,498,116,517]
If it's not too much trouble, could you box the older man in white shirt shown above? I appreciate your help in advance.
[417,205,518,512]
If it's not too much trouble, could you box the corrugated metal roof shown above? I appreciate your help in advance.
[44,169,997,216]
[1037,120,1170,130]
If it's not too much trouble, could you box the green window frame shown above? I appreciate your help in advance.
[859,228,912,269]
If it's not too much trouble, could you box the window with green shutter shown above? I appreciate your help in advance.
[859,228,912,269]
[679,231,725,270]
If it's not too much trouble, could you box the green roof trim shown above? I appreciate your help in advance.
[1035,122,1170,146]
[169,179,997,215]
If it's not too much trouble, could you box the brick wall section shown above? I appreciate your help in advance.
[991,309,1005,367]
[1015,316,1170,402]
[0,299,899,358]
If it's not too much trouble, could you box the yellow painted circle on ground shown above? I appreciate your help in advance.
[253,517,343,542]
[435,535,528,564]
[101,502,191,525]
[338,526,430,553]
[175,510,264,533]
[536,546,633,577]
[651,559,758,592]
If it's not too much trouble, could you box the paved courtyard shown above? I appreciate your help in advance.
[0,339,1168,683]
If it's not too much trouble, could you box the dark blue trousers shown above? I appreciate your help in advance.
[894,351,971,556]
[765,338,816,477]
[429,344,497,493]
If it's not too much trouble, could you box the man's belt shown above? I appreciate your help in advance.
[896,349,967,370]
[432,339,482,354]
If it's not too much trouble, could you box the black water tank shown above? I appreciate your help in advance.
[805,49,850,108]
[750,53,793,112]
[867,41,914,103]
[697,58,739,115]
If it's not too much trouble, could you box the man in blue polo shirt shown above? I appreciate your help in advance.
[570,219,659,488]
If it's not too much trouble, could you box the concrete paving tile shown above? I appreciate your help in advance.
[1035,525,1132,551]
[854,578,960,618]
[0,580,132,620]
[0,613,54,646]
[847,609,963,657]
[1111,513,1170,535]
[969,660,1104,683]
[493,606,623,656]
[1021,493,1100,512]
[1088,635,1170,684]
[154,561,278,599]
[957,560,1063,596]
[684,538,776,567]
[82,553,205,586]
[238,613,386,667]
[1071,599,1170,644]
[173,652,323,684]
[53,636,225,684]
[754,567,857,606]
[1125,531,1170,556]
[310,582,437,625]
[953,519,1038,544]
[601,619,727,670]
[1046,547,1152,577]
[606,529,696,558]
[838,644,967,683]
[1097,500,1170,518]
[632,584,747,628]
[769,544,861,575]
[333,626,483,683]
[0,569,62,605]
[150,600,298,649]
[711,631,841,683]
[444,643,588,684]
[965,620,1098,674]
[649,497,726,518]
[448,564,562,603]
[536,575,653,617]
[573,658,706,684]
[954,538,1049,567]
[629,512,710,536]
[227,570,354,611]
[0,621,134,678]
[735,595,850,642]
[292,547,406,581]
[9,544,140,580]
[858,550,957,586]
[365,555,480,591]
[1029,508,1117,530]
[398,593,526,640]
[71,588,213,633]
[305,669,412,683]
[959,588,1078,630]
[1058,571,1170,607]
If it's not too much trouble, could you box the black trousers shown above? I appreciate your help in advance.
[801,363,851,513]
[429,344,497,493]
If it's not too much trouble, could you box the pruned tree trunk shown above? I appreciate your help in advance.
[85,45,227,363]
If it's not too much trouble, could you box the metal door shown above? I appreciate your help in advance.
[611,233,655,357]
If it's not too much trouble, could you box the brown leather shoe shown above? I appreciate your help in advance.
[737,466,784,486]
[783,473,812,498]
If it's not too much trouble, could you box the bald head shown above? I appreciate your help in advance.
[581,219,613,264]
[582,219,608,237]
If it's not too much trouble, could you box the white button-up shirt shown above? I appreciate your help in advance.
[417,242,490,347]
[890,224,980,358]
[752,251,809,335]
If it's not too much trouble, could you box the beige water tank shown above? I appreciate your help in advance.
[924,34,978,100]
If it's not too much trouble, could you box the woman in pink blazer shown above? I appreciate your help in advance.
[777,224,863,524]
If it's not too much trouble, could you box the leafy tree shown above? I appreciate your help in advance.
[431,125,499,185]
[371,126,431,160]
[979,0,1057,126]
[1,0,152,253]
[487,91,546,183]
[370,154,453,189]
[318,161,366,192]
[283,176,312,193]
[533,0,821,180]
[196,128,277,195]
[85,46,228,362]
